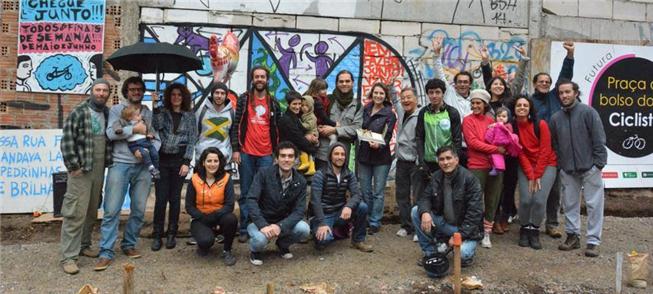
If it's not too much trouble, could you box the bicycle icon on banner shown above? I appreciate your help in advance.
[46,65,73,81]
[622,134,646,150]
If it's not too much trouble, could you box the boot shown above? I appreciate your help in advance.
[297,152,310,171]
[151,237,162,251]
[165,234,177,249]
[304,158,316,176]
[518,227,529,247]
[558,233,580,251]
[528,228,542,250]
[492,222,504,234]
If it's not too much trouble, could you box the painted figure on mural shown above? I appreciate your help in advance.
[85,54,104,94]
[16,55,33,92]
[275,34,300,77]
[305,41,333,78]
[174,26,209,55]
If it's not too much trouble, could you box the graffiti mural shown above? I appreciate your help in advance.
[17,0,106,94]
[141,24,414,109]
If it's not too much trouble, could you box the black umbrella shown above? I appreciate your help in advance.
[106,41,202,91]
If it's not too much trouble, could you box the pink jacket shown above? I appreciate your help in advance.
[485,122,521,157]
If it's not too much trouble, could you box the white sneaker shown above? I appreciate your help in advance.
[281,252,293,259]
[412,234,419,242]
[396,228,408,237]
[481,233,492,248]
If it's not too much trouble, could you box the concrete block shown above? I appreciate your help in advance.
[381,0,454,24]
[140,7,164,23]
[613,0,647,21]
[137,0,173,8]
[378,35,403,56]
[403,36,421,57]
[164,9,208,23]
[499,28,529,41]
[648,4,653,22]
[339,18,380,34]
[578,0,612,19]
[460,25,500,41]
[421,23,461,40]
[252,14,295,28]
[542,14,651,42]
[206,12,253,26]
[543,0,578,17]
[380,21,421,36]
[296,16,339,31]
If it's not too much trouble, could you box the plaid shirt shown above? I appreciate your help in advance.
[152,108,197,163]
[61,99,112,172]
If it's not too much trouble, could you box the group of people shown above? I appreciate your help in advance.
[58,39,607,278]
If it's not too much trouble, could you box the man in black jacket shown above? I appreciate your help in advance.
[246,141,310,266]
[310,143,373,252]
[412,146,482,267]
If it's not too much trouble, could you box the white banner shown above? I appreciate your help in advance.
[0,129,66,213]
[550,41,653,188]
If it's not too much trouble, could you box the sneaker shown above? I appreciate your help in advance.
[546,227,563,239]
[151,238,162,251]
[186,237,197,245]
[585,244,599,257]
[492,223,504,234]
[123,248,142,259]
[351,241,374,252]
[481,233,492,248]
[412,234,419,242]
[79,247,99,257]
[396,228,408,237]
[279,247,293,259]
[238,234,249,243]
[93,257,112,271]
[367,226,380,235]
[436,242,449,254]
[461,258,474,268]
[215,234,225,244]
[518,227,529,247]
[222,250,237,266]
[249,252,263,266]
[62,260,79,275]
[558,233,580,251]
[507,215,514,224]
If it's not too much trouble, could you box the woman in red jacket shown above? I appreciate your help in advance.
[463,89,505,249]
[513,95,557,250]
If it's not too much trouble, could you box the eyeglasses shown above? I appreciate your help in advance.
[128,87,143,92]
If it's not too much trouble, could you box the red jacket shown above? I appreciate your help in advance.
[516,120,557,180]
[463,113,499,169]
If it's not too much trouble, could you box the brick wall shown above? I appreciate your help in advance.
[0,0,123,129]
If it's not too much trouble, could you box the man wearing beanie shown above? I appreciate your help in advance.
[59,78,113,274]
[195,81,235,162]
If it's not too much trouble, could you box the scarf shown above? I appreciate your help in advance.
[332,88,353,111]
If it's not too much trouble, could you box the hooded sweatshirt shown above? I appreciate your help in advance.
[301,95,318,137]
[195,96,234,161]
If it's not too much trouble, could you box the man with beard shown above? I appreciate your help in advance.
[315,70,363,170]
[231,66,281,243]
[246,141,310,265]
[530,41,575,239]
[95,77,160,271]
[59,79,113,274]
[549,80,606,258]
[310,143,373,252]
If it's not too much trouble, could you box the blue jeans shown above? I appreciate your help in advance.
[411,206,477,261]
[358,163,391,228]
[247,221,310,253]
[99,163,152,259]
[127,139,159,169]
[309,202,368,246]
[238,153,273,235]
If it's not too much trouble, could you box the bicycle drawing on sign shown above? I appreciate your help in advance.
[622,134,646,150]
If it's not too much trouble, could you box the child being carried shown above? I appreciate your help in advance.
[114,105,161,179]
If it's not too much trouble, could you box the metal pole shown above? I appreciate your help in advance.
[57,94,63,128]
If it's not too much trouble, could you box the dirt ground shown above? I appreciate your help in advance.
[1,186,653,293]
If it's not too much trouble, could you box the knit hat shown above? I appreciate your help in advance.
[210,81,229,96]
[91,78,110,89]
[469,89,490,105]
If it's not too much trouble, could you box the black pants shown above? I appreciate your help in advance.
[191,213,238,252]
[395,160,424,233]
[153,157,185,236]
[495,156,518,222]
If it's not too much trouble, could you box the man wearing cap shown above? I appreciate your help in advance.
[59,79,113,274]
[462,89,506,249]
[412,146,482,268]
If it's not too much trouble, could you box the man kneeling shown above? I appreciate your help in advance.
[246,141,310,266]
[310,143,373,252]
[412,146,483,269]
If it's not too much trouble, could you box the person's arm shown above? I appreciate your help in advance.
[61,110,81,171]
[335,103,363,140]
[416,176,434,217]
[278,180,307,234]
[106,105,134,141]
[549,118,559,157]
[459,174,483,240]
[462,117,499,154]
[345,171,363,209]
[510,47,529,96]
[310,171,327,226]
[533,121,553,179]
[314,99,336,127]
[557,42,575,83]
[246,170,269,229]
[204,177,235,222]
[415,109,426,166]
[382,111,397,145]
[280,115,316,154]
[589,109,608,169]
[183,113,198,164]
[449,108,463,151]
[152,109,164,131]
[480,45,492,89]
[432,37,456,105]
[184,180,204,220]
[230,95,246,152]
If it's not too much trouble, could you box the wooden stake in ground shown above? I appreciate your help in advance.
[123,263,135,294]
[452,232,462,294]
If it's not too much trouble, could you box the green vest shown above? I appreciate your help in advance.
[423,109,453,162]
